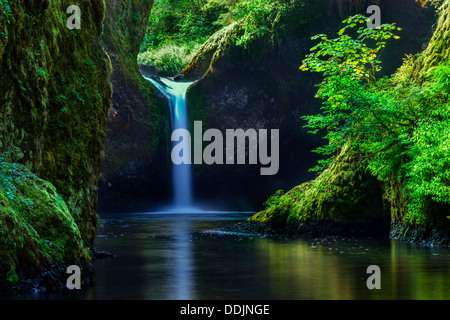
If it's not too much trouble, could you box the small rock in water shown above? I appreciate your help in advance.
[94,248,115,259]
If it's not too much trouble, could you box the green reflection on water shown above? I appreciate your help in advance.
[256,237,450,300]
[87,214,449,300]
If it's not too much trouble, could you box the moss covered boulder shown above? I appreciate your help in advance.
[248,145,389,237]
[0,161,90,292]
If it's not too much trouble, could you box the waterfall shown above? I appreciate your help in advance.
[144,76,197,212]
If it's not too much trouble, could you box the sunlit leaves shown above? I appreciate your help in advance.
[231,0,294,48]
[299,14,450,226]
[301,14,401,84]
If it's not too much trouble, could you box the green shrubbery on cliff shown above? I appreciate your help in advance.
[253,6,450,241]
[138,0,304,74]
[139,0,232,74]
[299,15,450,226]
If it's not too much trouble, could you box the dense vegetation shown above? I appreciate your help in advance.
[138,0,300,74]
[252,2,450,241]
[300,14,450,226]
[1,0,448,294]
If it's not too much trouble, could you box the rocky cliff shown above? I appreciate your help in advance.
[0,0,112,291]
[245,0,450,246]
[99,0,170,213]
[181,0,434,210]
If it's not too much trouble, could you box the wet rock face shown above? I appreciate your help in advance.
[180,0,435,211]
[187,66,321,211]
[99,0,171,213]
[181,3,324,210]
[0,0,111,290]
[390,221,450,247]
[0,0,112,245]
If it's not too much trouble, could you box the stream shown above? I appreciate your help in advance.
[41,75,448,301]
[52,212,450,300]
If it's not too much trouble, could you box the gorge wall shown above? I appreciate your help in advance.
[0,0,112,290]
[246,0,450,246]
[99,0,170,213]
[181,0,435,211]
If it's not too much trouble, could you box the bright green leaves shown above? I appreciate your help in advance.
[299,14,450,227]
[232,0,296,48]
[263,189,285,209]
[299,15,402,170]
[401,64,450,225]
[301,14,401,83]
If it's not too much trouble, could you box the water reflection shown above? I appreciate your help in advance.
[80,213,450,300]
[171,218,193,300]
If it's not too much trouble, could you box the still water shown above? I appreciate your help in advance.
[79,212,448,300]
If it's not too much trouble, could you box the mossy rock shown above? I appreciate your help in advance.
[250,145,387,235]
[0,0,112,247]
[0,160,90,289]
[420,0,450,71]
[99,0,170,213]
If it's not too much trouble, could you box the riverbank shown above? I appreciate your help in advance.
[214,218,450,248]
[17,212,450,299]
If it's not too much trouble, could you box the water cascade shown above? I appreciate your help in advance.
[144,76,197,212]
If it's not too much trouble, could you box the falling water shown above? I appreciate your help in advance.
[144,76,197,212]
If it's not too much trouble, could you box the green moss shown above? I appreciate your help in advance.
[0,1,111,289]
[100,0,164,191]
[0,160,90,285]
[251,145,385,230]
[182,22,241,77]
[0,0,112,249]
[253,1,450,242]
[421,2,450,71]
